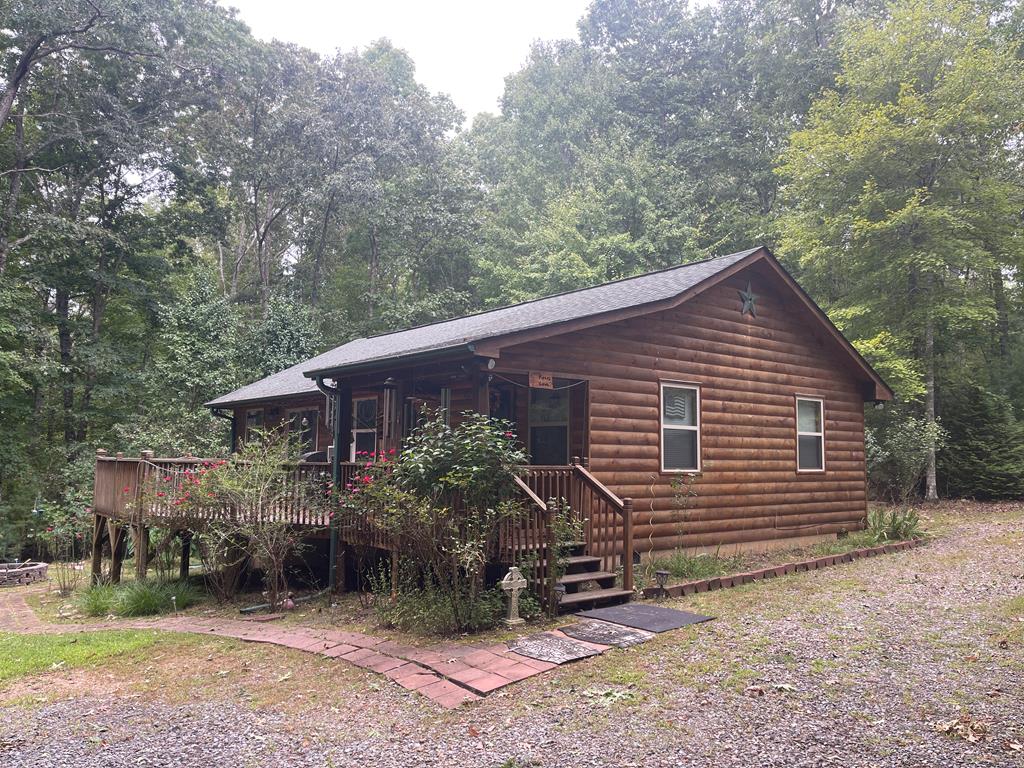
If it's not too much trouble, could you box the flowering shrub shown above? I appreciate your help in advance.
[343,411,529,633]
[144,432,325,608]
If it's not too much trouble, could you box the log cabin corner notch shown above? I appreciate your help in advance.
[195,245,891,560]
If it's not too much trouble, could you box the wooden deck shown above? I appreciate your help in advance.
[91,452,634,597]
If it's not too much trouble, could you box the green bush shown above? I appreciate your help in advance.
[78,584,117,617]
[937,383,1024,500]
[368,563,506,635]
[115,581,202,617]
[78,581,202,618]
[866,508,922,543]
[866,404,947,503]
[350,412,531,633]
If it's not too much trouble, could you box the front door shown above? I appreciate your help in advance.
[528,387,569,465]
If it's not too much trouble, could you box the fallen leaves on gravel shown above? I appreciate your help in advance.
[930,714,991,743]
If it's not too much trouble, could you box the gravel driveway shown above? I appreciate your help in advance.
[2,502,1022,767]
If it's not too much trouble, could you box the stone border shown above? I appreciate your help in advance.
[640,539,924,600]
[0,562,48,588]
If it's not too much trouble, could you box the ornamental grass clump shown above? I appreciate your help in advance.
[866,507,923,543]
[77,581,202,617]
[78,583,117,617]
[114,580,202,617]
[345,412,529,633]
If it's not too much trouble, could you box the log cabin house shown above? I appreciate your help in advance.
[91,246,892,607]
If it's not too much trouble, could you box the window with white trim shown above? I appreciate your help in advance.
[796,397,825,471]
[351,397,378,460]
[661,384,700,472]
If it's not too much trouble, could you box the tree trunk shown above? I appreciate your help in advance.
[0,108,26,275]
[55,289,76,453]
[992,267,1009,359]
[924,315,938,501]
[367,224,379,320]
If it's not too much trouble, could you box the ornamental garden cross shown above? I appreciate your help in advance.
[500,566,528,626]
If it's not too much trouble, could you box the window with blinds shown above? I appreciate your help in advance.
[661,383,700,472]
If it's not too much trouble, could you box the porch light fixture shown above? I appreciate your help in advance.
[655,569,670,598]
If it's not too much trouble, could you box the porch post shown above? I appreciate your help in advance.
[329,381,352,593]
[381,378,405,454]
[475,369,490,416]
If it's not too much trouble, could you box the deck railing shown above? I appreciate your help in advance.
[516,461,634,593]
[93,452,633,595]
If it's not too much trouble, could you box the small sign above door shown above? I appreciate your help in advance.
[529,372,553,389]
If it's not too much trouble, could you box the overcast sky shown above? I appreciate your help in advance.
[220,0,593,121]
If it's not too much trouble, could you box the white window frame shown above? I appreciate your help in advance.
[795,396,826,473]
[350,396,378,461]
[660,382,701,473]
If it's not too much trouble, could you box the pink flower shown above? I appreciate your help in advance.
[122,486,131,494]
[156,491,166,498]
[504,431,514,438]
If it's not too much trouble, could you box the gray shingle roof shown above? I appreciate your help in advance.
[206,247,760,408]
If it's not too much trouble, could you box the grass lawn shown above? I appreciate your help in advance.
[0,630,170,683]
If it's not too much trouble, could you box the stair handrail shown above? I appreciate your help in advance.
[570,461,634,593]
[512,474,548,512]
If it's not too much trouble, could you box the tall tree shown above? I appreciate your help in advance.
[777,0,1024,498]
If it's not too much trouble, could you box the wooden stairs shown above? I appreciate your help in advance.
[556,543,632,611]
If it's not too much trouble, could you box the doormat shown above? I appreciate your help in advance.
[508,633,601,664]
[575,603,714,633]
[559,619,653,648]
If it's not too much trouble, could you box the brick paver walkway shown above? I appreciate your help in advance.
[0,586,612,709]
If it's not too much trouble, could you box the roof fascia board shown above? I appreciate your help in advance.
[302,346,475,381]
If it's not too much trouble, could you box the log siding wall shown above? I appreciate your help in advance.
[493,264,870,555]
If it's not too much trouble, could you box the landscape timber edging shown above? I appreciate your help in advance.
[0,561,48,588]
[640,539,925,600]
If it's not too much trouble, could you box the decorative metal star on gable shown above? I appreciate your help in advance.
[738,282,758,317]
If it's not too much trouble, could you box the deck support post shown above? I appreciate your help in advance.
[179,532,192,582]
[134,524,149,581]
[108,520,127,584]
[90,514,106,585]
